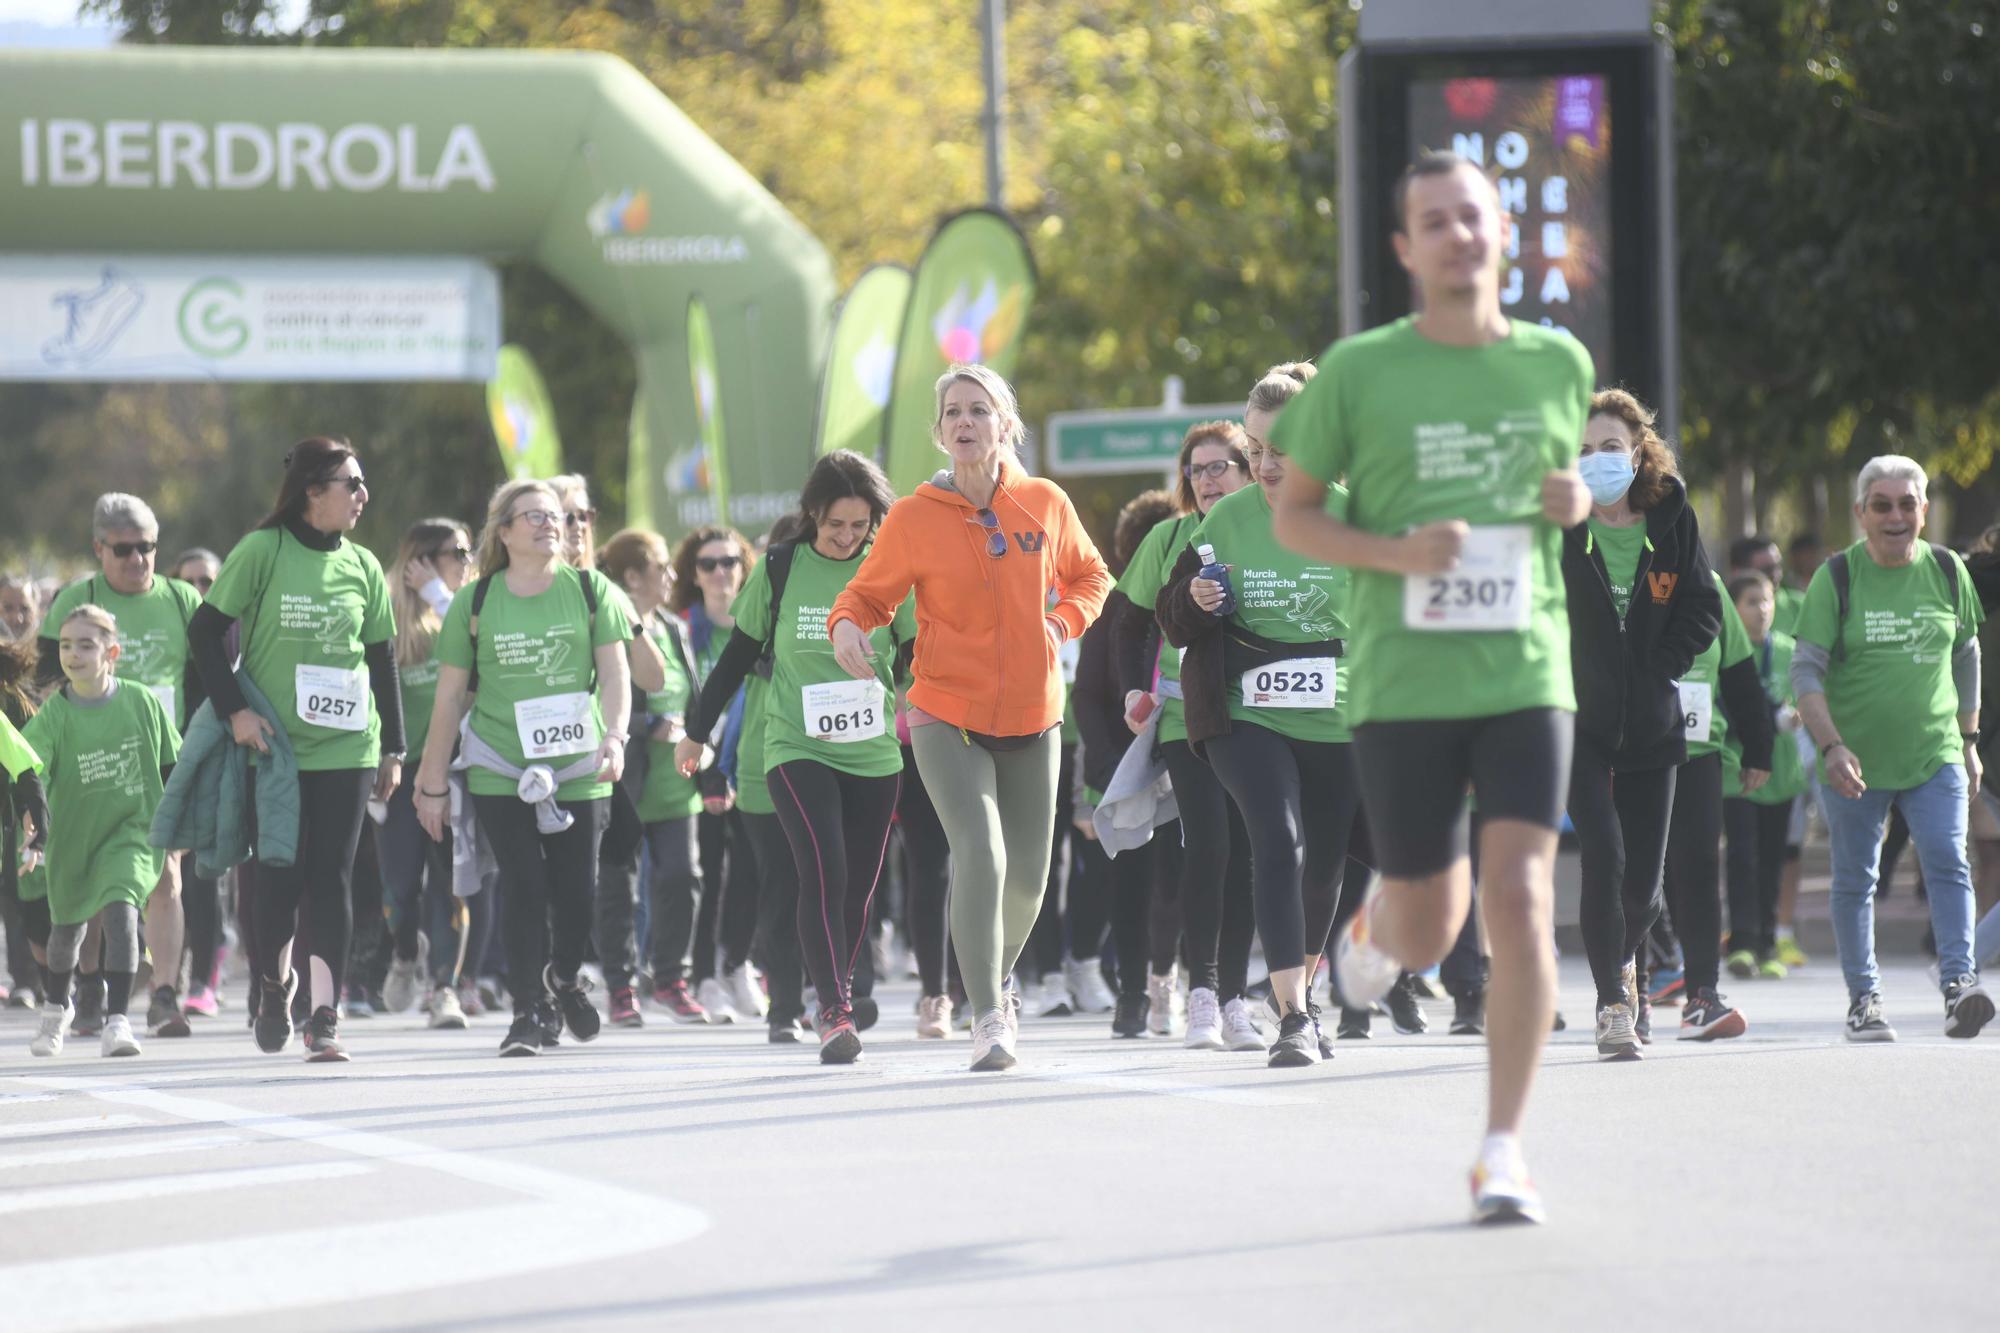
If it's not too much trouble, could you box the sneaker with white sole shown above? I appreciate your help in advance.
[1183,986,1224,1050]
[100,1013,141,1057]
[30,1002,72,1056]
[1066,956,1117,1014]
[696,977,739,1024]
[724,962,769,1020]
[1594,1002,1642,1060]
[1220,996,1266,1051]
[1470,1145,1546,1226]
[1845,991,1896,1042]
[1266,1012,1319,1067]
[1033,973,1073,1018]
[916,993,954,1039]
[383,957,422,1015]
[1003,981,1023,1041]
[1678,987,1747,1041]
[970,1007,1016,1071]
[1943,975,1994,1038]
[427,984,468,1030]
[1334,880,1402,1009]
[1146,967,1182,1036]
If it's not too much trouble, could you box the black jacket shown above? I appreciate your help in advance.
[1562,475,1721,769]
[1071,609,1131,796]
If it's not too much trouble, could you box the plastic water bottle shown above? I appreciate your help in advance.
[1196,543,1235,617]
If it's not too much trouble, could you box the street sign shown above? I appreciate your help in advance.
[1045,404,1241,477]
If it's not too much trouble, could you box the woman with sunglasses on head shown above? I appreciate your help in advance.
[831,364,1113,1072]
[187,438,404,1061]
[376,519,475,1029]
[413,480,632,1056]
[1157,363,1368,1068]
[1115,420,1263,1051]
[677,452,913,1063]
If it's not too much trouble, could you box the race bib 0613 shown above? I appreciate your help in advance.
[803,678,886,744]
[1404,524,1532,632]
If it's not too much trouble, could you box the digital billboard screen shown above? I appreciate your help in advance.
[1407,73,1614,375]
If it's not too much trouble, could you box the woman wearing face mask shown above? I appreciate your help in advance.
[1561,389,1721,1061]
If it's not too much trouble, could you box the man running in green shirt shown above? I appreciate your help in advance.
[1270,152,1592,1225]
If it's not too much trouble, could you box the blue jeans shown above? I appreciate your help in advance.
[1821,762,1977,999]
[1975,899,2000,970]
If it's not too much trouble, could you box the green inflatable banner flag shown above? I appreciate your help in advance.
[882,209,1036,497]
[676,296,732,524]
[815,264,911,459]
[485,344,565,481]
[625,381,654,530]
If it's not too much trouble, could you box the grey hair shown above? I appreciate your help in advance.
[92,492,159,542]
[1854,455,1928,508]
[170,547,220,572]
[932,364,1025,454]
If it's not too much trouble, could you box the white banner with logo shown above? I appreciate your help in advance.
[0,255,500,381]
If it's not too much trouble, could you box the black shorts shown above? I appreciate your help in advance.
[18,894,51,949]
[1350,707,1574,879]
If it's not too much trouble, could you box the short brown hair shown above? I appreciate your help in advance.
[1113,489,1178,575]
[1171,422,1249,514]
[1589,388,1680,512]
[1392,151,1496,235]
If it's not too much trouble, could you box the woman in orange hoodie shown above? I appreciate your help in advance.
[831,364,1111,1071]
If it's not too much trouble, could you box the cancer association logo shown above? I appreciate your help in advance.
[931,278,1026,365]
[40,267,145,368]
[177,278,249,359]
[586,188,652,238]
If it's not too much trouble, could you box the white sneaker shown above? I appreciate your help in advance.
[1003,980,1023,1040]
[970,1006,1016,1071]
[427,984,468,1030]
[1471,1144,1546,1225]
[697,977,739,1024]
[383,957,422,1015]
[1595,1003,1642,1060]
[1033,973,1072,1018]
[916,993,954,1039]
[1220,996,1267,1051]
[724,962,769,1020]
[1183,986,1224,1050]
[30,1002,70,1056]
[100,1013,141,1058]
[1146,967,1183,1036]
[1334,879,1402,1008]
[1065,956,1118,1014]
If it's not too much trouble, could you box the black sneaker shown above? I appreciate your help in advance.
[1267,1011,1320,1067]
[1944,975,1995,1039]
[768,1016,808,1044]
[70,976,105,1037]
[1337,1006,1371,1040]
[303,1006,348,1062]
[254,974,296,1054]
[1307,1001,1336,1060]
[1387,973,1430,1035]
[851,995,880,1032]
[1450,990,1486,1036]
[544,966,601,1043]
[499,1013,544,1057]
[1845,991,1895,1042]
[534,998,563,1048]
[1111,992,1150,1038]
[148,985,191,1038]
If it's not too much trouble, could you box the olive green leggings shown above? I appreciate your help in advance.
[909,724,1060,1016]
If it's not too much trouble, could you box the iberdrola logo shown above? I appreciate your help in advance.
[586,188,652,238]
[932,278,1027,364]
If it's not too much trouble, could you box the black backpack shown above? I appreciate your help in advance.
[464,564,599,694]
[1826,543,1960,663]
[750,542,799,680]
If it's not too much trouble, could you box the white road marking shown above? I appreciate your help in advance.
[0,1160,374,1215]
[0,1114,146,1139]
[0,1132,246,1169]
[0,1093,56,1106]
[1019,1069,1313,1107]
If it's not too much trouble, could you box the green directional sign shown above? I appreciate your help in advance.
[1045,405,1243,477]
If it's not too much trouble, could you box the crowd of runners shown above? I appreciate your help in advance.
[2,153,1996,1225]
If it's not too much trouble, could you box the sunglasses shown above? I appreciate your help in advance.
[431,545,472,562]
[320,475,366,494]
[1184,459,1243,482]
[564,508,597,529]
[107,540,157,558]
[972,508,1007,559]
[696,555,742,574]
[188,575,214,590]
[508,509,561,529]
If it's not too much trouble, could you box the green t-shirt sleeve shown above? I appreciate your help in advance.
[38,578,82,645]
[1115,516,1178,609]
[1270,341,1345,484]
[1792,564,1838,655]
[358,550,394,644]
[0,713,37,779]
[586,570,628,649]
[1719,576,1753,667]
[205,530,278,624]
[729,560,774,643]
[434,584,477,671]
[19,706,57,782]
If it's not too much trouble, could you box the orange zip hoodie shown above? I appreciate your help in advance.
[828,456,1111,737]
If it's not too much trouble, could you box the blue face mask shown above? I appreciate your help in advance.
[1578,450,1635,506]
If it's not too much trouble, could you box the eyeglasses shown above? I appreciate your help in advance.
[507,509,560,529]
[696,555,742,574]
[564,508,597,529]
[107,541,157,558]
[432,546,472,562]
[972,508,1007,559]
[1183,460,1243,482]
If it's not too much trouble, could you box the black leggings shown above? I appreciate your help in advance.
[1724,795,1791,962]
[742,809,805,1024]
[1663,752,1726,994]
[1203,723,1363,978]
[246,767,373,1008]
[1571,737,1676,1007]
[643,815,701,984]
[1162,739,1255,999]
[770,760,900,1018]
[895,744,954,998]
[473,795,607,1016]
[1099,833,1163,996]
[182,857,223,991]
[694,810,760,980]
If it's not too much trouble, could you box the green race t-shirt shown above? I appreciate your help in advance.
[435,565,630,801]
[1274,317,1592,725]
[1191,484,1351,744]
[731,545,913,780]
[1117,512,1201,744]
[1680,572,1752,759]
[637,616,703,824]
[398,654,441,769]
[1587,518,1647,621]
[21,680,178,925]
[735,676,775,815]
[1729,629,1808,804]
[1793,541,1983,791]
[42,574,202,730]
[1773,584,1807,638]
[206,528,395,772]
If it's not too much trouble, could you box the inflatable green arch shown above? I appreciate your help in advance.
[0,46,836,531]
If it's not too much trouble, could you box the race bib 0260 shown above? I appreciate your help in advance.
[1240,658,1338,710]
[1404,524,1533,632]
[803,678,886,744]
[1677,680,1713,743]
[515,691,597,760]
[295,664,367,732]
